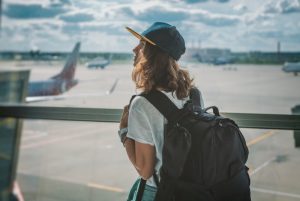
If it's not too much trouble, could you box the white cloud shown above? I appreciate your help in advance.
[233,4,248,12]
[169,0,230,3]
[189,8,240,26]
[263,0,300,14]
[111,2,240,26]
[59,13,95,23]
[0,0,300,52]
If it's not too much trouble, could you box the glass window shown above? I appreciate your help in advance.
[0,0,299,113]
[18,120,134,201]
[242,128,300,200]
[15,120,300,201]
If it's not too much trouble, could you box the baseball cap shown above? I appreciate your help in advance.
[126,22,186,60]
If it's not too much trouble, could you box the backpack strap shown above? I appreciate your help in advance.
[189,87,203,113]
[141,90,181,123]
[136,178,146,201]
[141,88,204,123]
[190,87,201,107]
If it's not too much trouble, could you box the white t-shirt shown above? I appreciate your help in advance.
[127,91,189,187]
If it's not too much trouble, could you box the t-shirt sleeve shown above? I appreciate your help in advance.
[127,98,154,146]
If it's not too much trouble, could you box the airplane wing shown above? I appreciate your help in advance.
[107,78,119,95]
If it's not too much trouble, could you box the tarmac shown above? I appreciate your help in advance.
[2,60,300,201]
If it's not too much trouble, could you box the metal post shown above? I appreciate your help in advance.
[292,105,300,147]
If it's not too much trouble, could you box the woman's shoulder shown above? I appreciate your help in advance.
[129,95,164,120]
[130,90,188,111]
[160,91,188,109]
[130,95,153,111]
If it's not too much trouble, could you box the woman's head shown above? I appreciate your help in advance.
[127,22,193,99]
[131,40,193,99]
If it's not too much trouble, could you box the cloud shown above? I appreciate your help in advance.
[1,0,299,52]
[59,13,95,23]
[123,5,189,22]
[233,4,248,12]
[190,9,240,26]
[263,0,300,14]
[184,0,209,3]
[258,31,300,43]
[3,3,68,19]
[172,0,230,3]
[59,21,126,38]
[50,0,72,8]
[81,24,125,35]
[61,24,82,35]
[117,4,239,26]
[215,0,230,2]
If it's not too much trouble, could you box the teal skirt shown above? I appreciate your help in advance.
[127,179,157,201]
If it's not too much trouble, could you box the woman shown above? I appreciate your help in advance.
[119,22,194,201]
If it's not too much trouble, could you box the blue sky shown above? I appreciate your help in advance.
[0,0,300,52]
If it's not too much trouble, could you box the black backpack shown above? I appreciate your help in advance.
[136,87,251,201]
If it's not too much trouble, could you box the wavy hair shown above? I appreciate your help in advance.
[132,42,193,99]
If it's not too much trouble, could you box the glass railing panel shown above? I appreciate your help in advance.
[18,120,135,201]
[14,118,300,201]
[242,128,300,201]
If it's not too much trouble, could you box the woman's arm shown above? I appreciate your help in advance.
[119,102,156,180]
[124,138,155,180]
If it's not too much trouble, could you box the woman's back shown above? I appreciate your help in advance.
[127,91,188,187]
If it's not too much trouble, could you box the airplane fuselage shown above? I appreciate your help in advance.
[87,62,108,69]
[28,79,78,96]
[282,62,300,76]
[86,55,112,69]
[87,61,110,69]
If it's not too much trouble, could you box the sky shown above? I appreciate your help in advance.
[0,0,300,52]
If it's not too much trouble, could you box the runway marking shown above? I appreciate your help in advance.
[21,132,90,149]
[23,131,48,141]
[22,124,97,143]
[252,187,300,199]
[247,130,277,176]
[249,157,276,176]
[247,130,275,147]
[21,128,112,150]
[88,183,124,193]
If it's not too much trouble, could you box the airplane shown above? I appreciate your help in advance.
[86,54,112,69]
[282,62,300,76]
[26,42,80,102]
[213,56,235,66]
[26,42,119,102]
[195,54,234,66]
[193,51,234,66]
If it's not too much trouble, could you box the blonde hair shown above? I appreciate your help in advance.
[132,42,193,99]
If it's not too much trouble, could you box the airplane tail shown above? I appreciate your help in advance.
[51,42,80,80]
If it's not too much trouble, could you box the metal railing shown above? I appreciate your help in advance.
[1,104,300,130]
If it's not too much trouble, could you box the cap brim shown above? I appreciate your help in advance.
[125,26,156,46]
